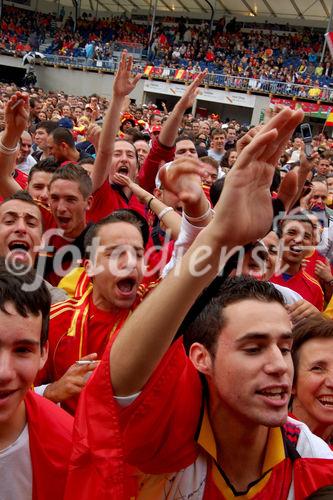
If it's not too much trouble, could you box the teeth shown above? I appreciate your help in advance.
[319,397,333,405]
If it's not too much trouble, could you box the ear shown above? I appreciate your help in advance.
[86,195,93,211]
[189,342,214,376]
[39,340,49,370]
[83,257,94,277]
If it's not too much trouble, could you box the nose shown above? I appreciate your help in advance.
[57,199,67,213]
[264,345,289,377]
[324,371,333,389]
[0,351,15,384]
[39,188,49,203]
[14,217,27,233]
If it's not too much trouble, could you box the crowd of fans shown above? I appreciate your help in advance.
[1,5,333,101]
[3,48,333,499]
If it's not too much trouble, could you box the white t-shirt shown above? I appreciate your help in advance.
[0,425,32,500]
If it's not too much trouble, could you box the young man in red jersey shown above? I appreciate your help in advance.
[66,106,333,500]
[0,260,72,500]
[270,212,324,311]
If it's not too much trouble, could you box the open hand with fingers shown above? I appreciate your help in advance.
[112,51,142,98]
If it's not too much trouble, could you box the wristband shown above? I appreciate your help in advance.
[184,201,212,223]
[0,138,18,155]
[158,206,173,221]
[147,197,155,210]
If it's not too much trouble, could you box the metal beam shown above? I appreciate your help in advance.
[159,0,174,11]
[175,0,190,12]
[289,0,304,18]
[262,0,276,17]
[192,0,208,13]
[126,0,140,8]
[215,0,231,14]
[95,0,112,12]
[319,0,329,18]
[239,0,256,16]
[89,0,93,10]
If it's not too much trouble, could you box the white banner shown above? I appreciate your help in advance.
[143,80,256,108]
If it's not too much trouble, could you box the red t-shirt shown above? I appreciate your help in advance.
[270,270,324,311]
[88,181,146,223]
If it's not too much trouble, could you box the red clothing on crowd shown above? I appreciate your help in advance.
[270,270,324,311]
[25,389,73,500]
[66,338,333,499]
[36,279,157,414]
[303,248,333,279]
[137,137,175,194]
[88,181,146,222]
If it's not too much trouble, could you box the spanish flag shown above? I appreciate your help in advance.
[175,69,185,79]
[144,65,153,76]
[325,110,333,127]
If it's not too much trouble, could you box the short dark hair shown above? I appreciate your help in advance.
[0,258,50,348]
[51,127,76,149]
[181,276,284,355]
[3,190,36,206]
[211,128,226,139]
[84,209,149,260]
[28,158,58,183]
[278,209,314,238]
[175,134,195,145]
[49,163,92,199]
[200,156,219,171]
[292,316,333,383]
[36,120,58,135]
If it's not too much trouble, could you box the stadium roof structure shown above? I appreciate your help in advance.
[59,0,332,24]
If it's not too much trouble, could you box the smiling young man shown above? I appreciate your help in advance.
[0,260,72,500]
[66,107,333,499]
[270,212,324,311]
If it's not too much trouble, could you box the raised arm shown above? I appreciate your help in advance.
[158,71,207,147]
[110,106,304,396]
[137,71,207,192]
[113,172,182,238]
[0,92,30,198]
[91,51,141,192]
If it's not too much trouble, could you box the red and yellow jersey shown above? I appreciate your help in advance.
[270,270,324,311]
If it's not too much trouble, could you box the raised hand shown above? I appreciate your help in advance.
[177,70,207,111]
[159,158,205,205]
[112,51,142,98]
[214,107,304,247]
[86,123,101,149]
[4,91,30,138]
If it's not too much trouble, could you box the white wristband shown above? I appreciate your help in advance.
[184,202,212,222]
[158,206,174,221]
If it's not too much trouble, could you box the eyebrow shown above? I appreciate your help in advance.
[235,332,292,344]
[2,210,39,219]
[0,338,40,347]
[104,244,144,252]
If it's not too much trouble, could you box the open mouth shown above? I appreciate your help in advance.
[289,245,302,254]
[0,389,17,401]
[8,241,30,252]
[57,216,71,225]
[256,386,288,401]
[117,166,129,175]
[116,277,137,295]
[318,396,333,408]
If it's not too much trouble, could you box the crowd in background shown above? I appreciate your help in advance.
[1,47,333,498]
[1,4,333,97]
